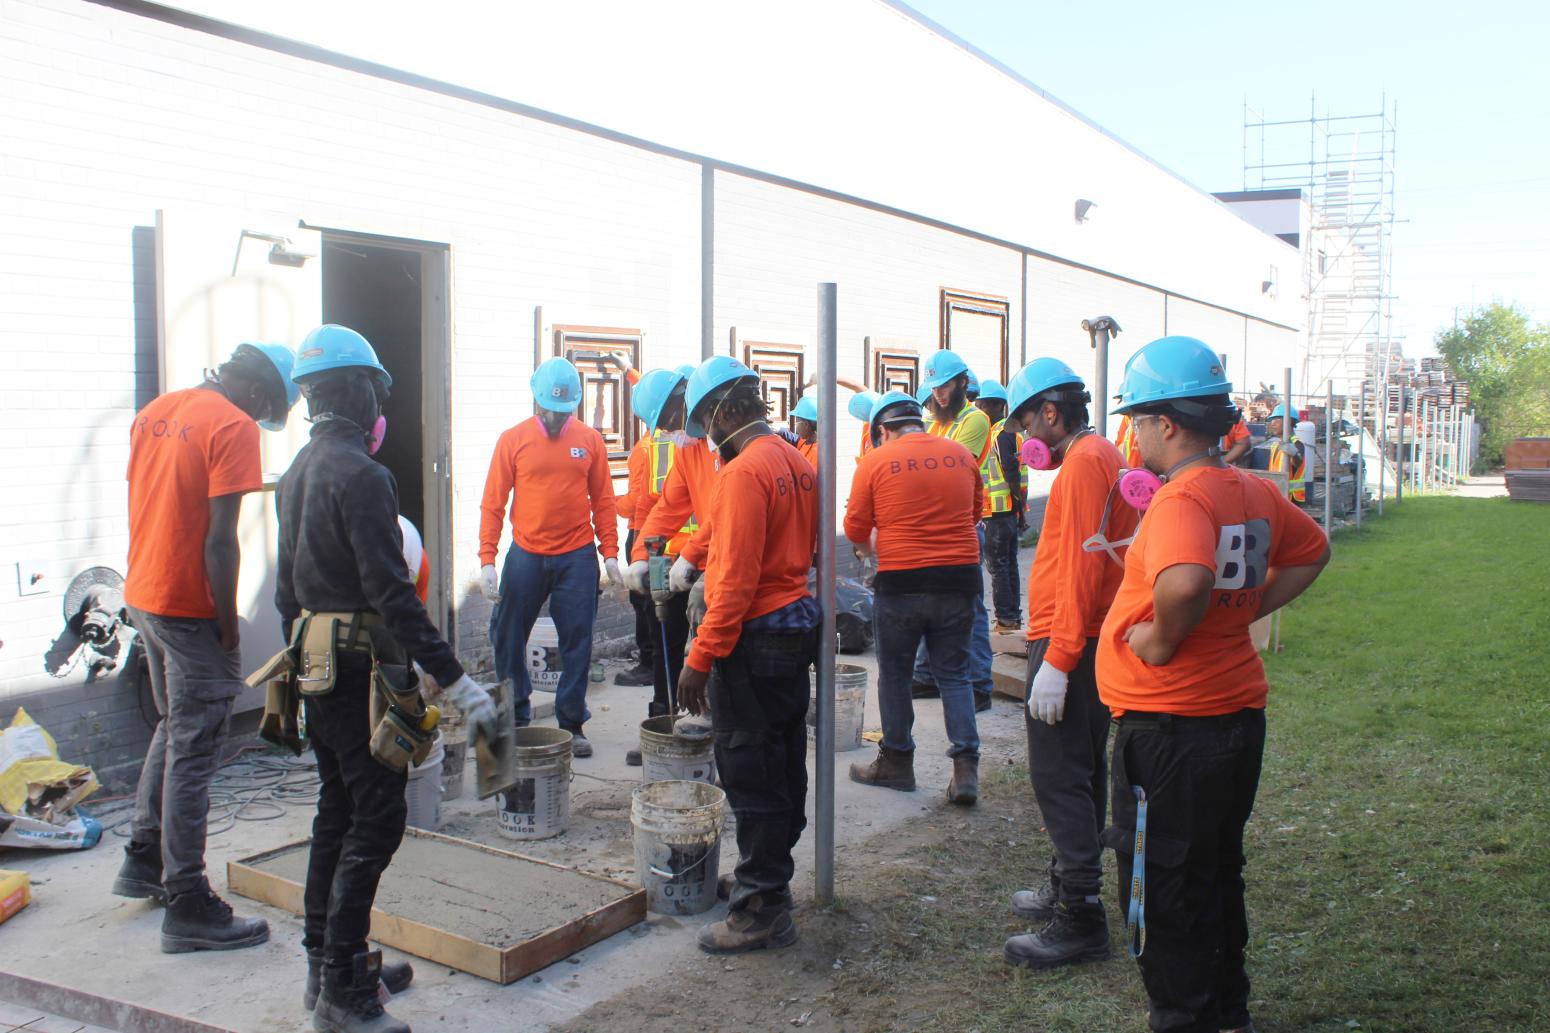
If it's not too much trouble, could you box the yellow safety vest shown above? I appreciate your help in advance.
[1269,440,1307,503]
[649,431,699,535]
[982,418,1014,514]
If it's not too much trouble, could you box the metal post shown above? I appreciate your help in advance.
[813,282,838,907]
[1355,382,1365,528]
[1324,384,1334,533]
[1395,387,1405,503]
[1377,379,1387,515]
[1083,316,1120,435]
[1282,369,1294,442]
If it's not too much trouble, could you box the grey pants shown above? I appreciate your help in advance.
[127,606,241,896]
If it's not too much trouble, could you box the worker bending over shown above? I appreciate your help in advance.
[115,341,298,951]
[845,391,983,804]
[1098,336,1329,1033]
[998,357,1134,970]
[973,377,1026,630]
[911,349,994,711]
[479,357,622,757]
[676,356,819,954]
[274,325,496,1033]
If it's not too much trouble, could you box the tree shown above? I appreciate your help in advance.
[1434,303,1550,466]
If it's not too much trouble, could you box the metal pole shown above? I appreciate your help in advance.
[1282,368,1294,442]
[813,282,838,907]
[1324,383,1334,533]
[1094,329,1108,435]
[1355,382,1365,528]
[1395,387,1405,503]
[1377,379,1387,514]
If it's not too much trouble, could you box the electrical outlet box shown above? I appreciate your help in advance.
[12,562,49,597]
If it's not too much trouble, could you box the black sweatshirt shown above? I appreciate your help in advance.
[275,419,465,686]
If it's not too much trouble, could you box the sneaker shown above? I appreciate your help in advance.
[112,839,166,904]
[614,664,654,687]
[625,748,642,766]
[696,896,798,954]
[161,880,269,953]
[974,694,993,713]
[568,732,593,758]
[1003,900,1111,970]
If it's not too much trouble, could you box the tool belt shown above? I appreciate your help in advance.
[249,610,438,772]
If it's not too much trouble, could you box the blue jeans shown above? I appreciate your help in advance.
[913,523,993,700]
[489,542,597,731]
[875,592,979,758]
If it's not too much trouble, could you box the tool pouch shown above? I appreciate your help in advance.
[248,642,305,756]
[296,614,340,697]
[366,625,436,771]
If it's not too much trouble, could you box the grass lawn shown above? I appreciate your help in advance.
[829,495,1550,1032]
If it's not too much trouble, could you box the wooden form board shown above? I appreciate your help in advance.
[228,828,645,984]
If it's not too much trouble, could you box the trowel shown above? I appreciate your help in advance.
[475,678,519,799]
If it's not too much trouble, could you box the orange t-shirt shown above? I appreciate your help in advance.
[1220,418,1250,452]
[686,435,817,672]
[617,436,650,530]
[478,417,619,563]
[1026,434,1136,672]
[858,424,873,457]
[634,439,720,566]
[797,438,818,468]
[124,387,263,618]
[1096,466,1328,716]
[844,433,981,572]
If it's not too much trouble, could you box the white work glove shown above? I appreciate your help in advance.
[443,673,498,744]
[669,555,697,594]
[1028,661,1069,726]
[624,559,650,594]
[479,564,501,603]
[686,577,707,633]
[603,557,623,587]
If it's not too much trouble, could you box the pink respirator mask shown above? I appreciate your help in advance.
[367,415,387,456]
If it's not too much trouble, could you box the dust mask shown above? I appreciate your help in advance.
[368,415,387,455]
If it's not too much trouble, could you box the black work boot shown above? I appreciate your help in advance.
[946,755,978,806]
[848,746,916,791]
[112,839,166,904]
[161,880,269,953]
[1003,900,1112,970]
[313,951,410,1033]
[305,950,414,1012]
[1010,863,1060,923]
[696,894,798,954]
[909,681,939,700]
[615,662,654,686]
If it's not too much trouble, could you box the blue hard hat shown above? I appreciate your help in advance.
[914,384,932,404]
[674,364,697,378]
[1270,403,1297,420]
[234,341,301,431]
[1008,357,1085,416]
[1113,336,1232,414]
[632,367,689,432]
[847,390,879,422]
[922,349,970,390]
[977,378,1008,403]
[291,324,392,388]
[684,355,760,438]
[868,390,923,445]
[791,395,819,423]
[966,369,980,399]
[532,357,582,413]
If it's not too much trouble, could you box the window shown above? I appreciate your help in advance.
[940,288,1010,383]
[741,340,806,421]
[864,337,920,395]
[552,325,642,481]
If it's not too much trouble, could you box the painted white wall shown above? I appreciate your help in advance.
[1218,196,1306,240]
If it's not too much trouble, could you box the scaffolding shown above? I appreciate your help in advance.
[1243,97,1398,401]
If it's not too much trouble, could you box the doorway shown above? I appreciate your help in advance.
[320,231,453,635]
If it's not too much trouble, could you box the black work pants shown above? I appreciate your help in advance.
[709,626,818,912]
[302,659,408,969]
[1025,637,1110,900]
[646,590,690,717]
[982,512,1021,624]
[625,530,655,670]
[1104,708,1266,1033]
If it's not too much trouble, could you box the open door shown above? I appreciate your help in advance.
[156,209,321,707]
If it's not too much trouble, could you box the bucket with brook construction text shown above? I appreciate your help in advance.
[496,727,572,840]
[807,664,868,751]
[631,779,725,916]
[526,617,562,693]
[405,735,444,830]
[639,715,716,784]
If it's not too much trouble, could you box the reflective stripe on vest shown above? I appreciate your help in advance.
[929,404,993,465]
[982,418,1013,514]
[648,431,699,534]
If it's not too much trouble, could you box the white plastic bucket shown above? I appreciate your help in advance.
[639,715,716,784]
[405,736,444,831]
[526,617,562,693]
[631,779,725,916]
[808,664,868,752]
[439,728,467,802]
[497,727,572,841]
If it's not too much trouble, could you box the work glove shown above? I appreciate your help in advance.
[624,559,650,594]
[687,577,707,634]
[603,557,623,587]
[443,673,498,744]
[479,563,501,603]
[1028,661,1069,725]
[669,555,698,594]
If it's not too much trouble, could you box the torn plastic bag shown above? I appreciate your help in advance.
[806,571,874,655]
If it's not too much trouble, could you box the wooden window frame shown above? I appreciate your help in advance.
[551,324,642,482]
[864,336,921,395]
[939,288,1011,383]
[740,340,807,422]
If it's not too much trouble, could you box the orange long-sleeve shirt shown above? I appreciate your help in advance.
[617,436,651,529]
[686,434,818,672]
[479,416,619,563]
[844,433,981,572]
[633,439,720,566]
[1025,433,1135,672]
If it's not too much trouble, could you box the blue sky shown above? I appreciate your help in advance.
[903,0,1550,355]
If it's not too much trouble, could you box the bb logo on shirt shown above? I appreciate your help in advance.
[1213,519,1271,592]
[569,447,588,460]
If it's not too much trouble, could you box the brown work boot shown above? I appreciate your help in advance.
[848,746,915,791]
[696,895,798,954]
[946,755,978,806]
